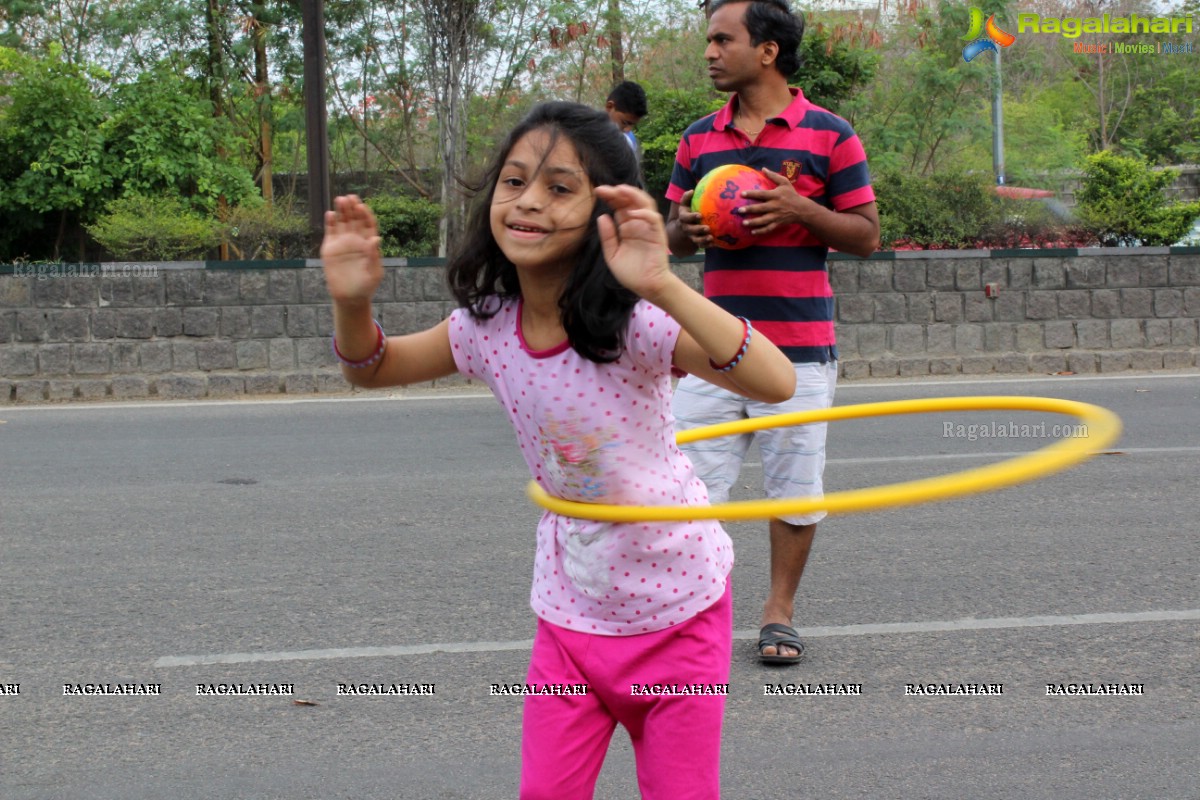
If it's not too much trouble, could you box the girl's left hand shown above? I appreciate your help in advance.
[595,184,672,301]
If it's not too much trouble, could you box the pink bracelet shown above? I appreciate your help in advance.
[333,320,387,368]
[710,317,753,372]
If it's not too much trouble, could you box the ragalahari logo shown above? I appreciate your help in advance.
[962,7,1015,61]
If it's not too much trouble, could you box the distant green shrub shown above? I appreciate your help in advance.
[1075,151,1200,247]
[368,194,442,258]
[225,202,311,260]
[86,195,222,260]
[875,169,1005,249]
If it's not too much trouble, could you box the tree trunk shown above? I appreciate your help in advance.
[424,0,482,256]
[438,54,467,256]
[607,0,625,85]
[302,0,331,250]
[254,13,273,209]
[205,0,223,117]
[206,0,230,260]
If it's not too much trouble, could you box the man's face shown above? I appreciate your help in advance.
[605,102,642,134]
[704,2,770,92]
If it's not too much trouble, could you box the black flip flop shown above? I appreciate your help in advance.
[757,623,806,665]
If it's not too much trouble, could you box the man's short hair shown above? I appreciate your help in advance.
[709,0,805,77]
[606,81,648,118]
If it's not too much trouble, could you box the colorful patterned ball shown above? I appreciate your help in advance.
[690,164,775,250]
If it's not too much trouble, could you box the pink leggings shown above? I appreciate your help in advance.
[519,581,732,800]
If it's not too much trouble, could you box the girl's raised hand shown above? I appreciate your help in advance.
[595,184,673,302]
[321,195,384,305]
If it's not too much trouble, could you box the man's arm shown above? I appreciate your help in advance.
[788,199,880,259]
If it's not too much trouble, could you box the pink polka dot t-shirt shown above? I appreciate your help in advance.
[449,297,733,636]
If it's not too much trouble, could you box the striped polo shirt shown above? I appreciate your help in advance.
[666,88,875,363]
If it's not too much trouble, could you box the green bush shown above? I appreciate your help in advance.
[103,66,258,215]
[1075,151,1200,247]
[86,195,223,260]
[225,201,311,260]
[368,194,442,258]
[0,46,112,260]
[875,169,1006,249]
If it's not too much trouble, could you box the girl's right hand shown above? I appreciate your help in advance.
[321,195,384,304]
[595,184,674,302]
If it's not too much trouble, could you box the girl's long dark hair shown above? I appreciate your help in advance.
[446,101,643,363]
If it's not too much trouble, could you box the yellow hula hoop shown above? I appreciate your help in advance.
[526,396,1122,522]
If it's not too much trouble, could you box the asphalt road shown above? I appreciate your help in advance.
[2,372,1198,799]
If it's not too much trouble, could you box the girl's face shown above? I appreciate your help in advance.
[490,129,595,277]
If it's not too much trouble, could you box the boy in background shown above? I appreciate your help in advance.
[605,80,648,165]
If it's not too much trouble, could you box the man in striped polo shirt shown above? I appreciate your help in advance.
[666,0,879,664]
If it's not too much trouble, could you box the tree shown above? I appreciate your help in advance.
[0,45,112,259]
[1119,64,1200,165]
[417,0,492,253]
[242,1,280,205]
[956,87,1088,186]
[0,0,45,49]
[605,0,626,85]
[0,0,104,64]
[0,44,261,261]
[1030,0,1174,153]
[410,0,584,253]
[1076,151,1200,246]
[322,0,435,198]
[103,65,258,213]
[849,1,992,175]
[794,18,878,114]
[620,2,707,92]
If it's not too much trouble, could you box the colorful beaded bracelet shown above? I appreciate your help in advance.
[332,319,387,368]
[710,316,753,372]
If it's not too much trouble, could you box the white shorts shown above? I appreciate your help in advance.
[672,362,838,526]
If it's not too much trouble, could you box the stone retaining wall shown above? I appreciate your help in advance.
[823,249,1200,379]
[1,249,1198,403]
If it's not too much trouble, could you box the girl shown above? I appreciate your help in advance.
[322,101,795,800]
